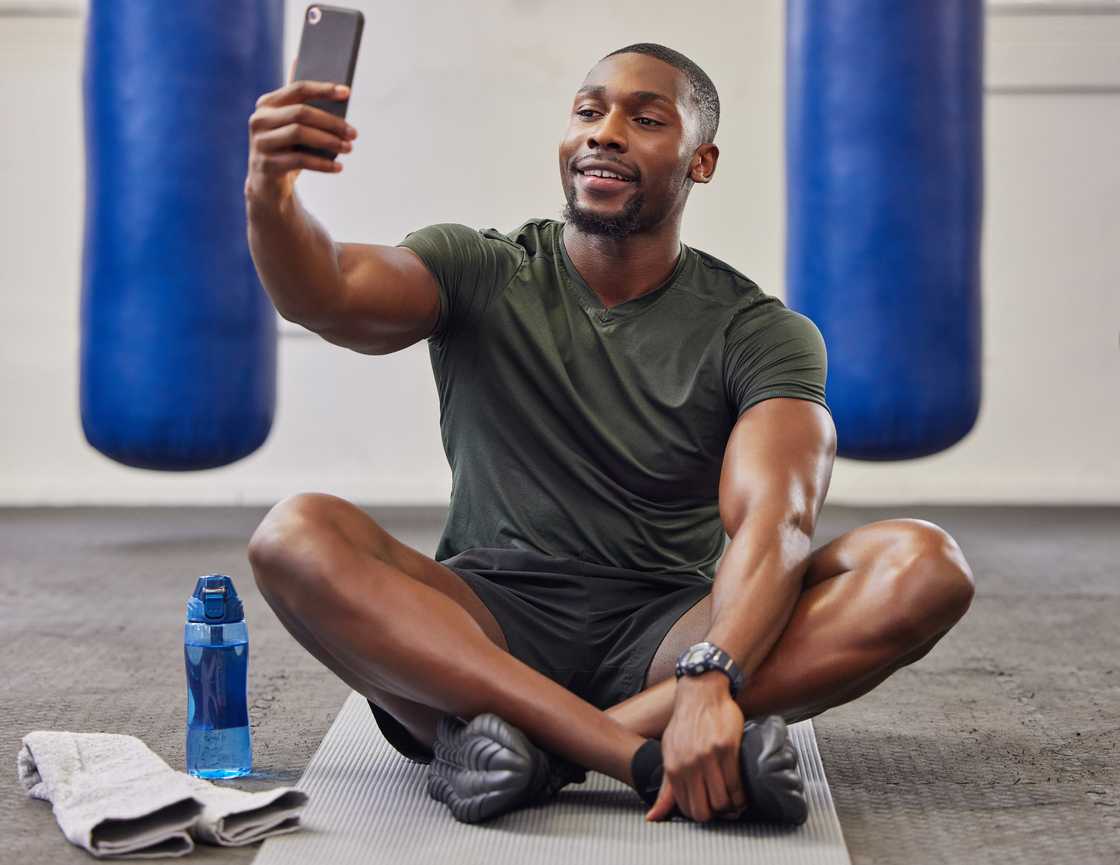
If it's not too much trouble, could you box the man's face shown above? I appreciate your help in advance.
[559,53,702,240]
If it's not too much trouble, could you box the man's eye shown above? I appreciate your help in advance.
[575,109,660,126]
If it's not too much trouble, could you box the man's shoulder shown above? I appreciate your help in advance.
[672,242,769,315]
[486,217,560,259]
[688,244,760,290]
[675,245,817,342]
[406,219,556,254]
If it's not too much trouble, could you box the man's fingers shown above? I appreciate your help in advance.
[685,767,711,823]
[256,78,350,109]
[719,743,749,813]
[702,753,739,816]
[254,122,351,157]
[251,150,341,176]
[644,773,676,822]
[251,103,353,142]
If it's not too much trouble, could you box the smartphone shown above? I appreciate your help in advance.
[292,4,364,161]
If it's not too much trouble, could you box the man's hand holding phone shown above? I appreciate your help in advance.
[245,57,358,206]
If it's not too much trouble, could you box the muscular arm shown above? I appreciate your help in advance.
[246,191,440,354]
[701,398,837,681]
[244,77,441,355]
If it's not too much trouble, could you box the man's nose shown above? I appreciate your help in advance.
[587,109,628,150]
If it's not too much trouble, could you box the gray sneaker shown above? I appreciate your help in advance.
[427,713,587,824]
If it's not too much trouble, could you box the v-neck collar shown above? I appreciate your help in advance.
[555,221,689,324]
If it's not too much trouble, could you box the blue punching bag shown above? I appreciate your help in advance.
[785,0,983,460]
[80,2,283,470]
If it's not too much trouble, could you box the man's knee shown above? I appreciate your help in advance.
[884,519,976,645]
[248,492,348,601]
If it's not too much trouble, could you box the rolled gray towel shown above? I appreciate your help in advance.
[17,730,308,859]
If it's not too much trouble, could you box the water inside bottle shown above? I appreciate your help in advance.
[185,638,251,778]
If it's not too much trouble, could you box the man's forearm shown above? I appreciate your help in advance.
[702,506,813,680]
[245,190,345,327]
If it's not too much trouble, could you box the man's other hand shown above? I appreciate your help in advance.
[645,671,748,822]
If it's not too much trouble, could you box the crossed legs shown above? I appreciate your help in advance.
[247,493,975,790]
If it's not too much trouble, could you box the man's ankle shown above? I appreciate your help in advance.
[628,738,663,806]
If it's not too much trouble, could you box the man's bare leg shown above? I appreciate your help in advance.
[248,493,647,785]
[604,518,975,738]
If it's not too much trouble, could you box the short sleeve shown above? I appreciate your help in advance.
[723,301,831,419]
[396,223,523,345]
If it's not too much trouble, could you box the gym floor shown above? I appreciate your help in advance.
[3,504,1117,864]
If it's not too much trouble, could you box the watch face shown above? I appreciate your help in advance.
[685,646,709,667]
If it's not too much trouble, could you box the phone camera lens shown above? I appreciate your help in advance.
[307,6,322,24]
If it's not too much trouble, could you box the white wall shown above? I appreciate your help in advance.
[1,1,1117,506]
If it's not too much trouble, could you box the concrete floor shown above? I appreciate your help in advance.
[2,504,1118,864]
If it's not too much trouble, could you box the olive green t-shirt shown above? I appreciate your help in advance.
[398,218,829,580]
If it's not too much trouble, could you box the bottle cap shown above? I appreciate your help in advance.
[187,574,245,623]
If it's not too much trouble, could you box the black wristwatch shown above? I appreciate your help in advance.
[675,641,745,699]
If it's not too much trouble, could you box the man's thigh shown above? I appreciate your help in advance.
[640,518,946,689]
[252,492,525,758]
[254,491,511,654]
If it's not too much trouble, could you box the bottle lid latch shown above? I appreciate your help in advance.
[202,584,227,619]
[187,574,244,624]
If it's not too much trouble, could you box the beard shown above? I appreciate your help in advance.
[560,177,647,240]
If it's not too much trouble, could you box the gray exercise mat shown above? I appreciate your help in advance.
[254,690,851,865]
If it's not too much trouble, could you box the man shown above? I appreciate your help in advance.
[243,42,975,826]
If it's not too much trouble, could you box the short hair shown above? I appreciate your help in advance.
[600,43,720,146]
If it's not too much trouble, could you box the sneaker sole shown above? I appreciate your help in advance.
[426,713,549,823]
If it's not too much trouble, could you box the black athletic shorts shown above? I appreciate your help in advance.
[366,546,714,763]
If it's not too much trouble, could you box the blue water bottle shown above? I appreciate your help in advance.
[184,575,252,778]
